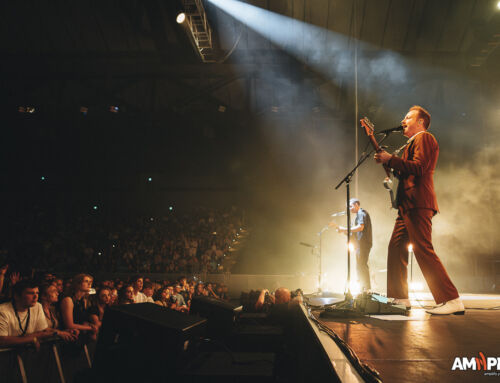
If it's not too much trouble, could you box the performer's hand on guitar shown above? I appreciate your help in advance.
[328,221,346,234]
[374,150,392,164]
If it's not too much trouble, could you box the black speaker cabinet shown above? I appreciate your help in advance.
[93,303,206,382]
[189,296,242,336]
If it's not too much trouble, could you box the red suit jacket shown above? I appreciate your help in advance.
[388,131,439,213]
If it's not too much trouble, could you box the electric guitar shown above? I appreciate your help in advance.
[360,117,398,209]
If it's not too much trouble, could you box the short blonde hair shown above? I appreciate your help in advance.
[409,105,431,130]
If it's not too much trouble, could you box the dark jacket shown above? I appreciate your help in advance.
[389,131,439,213]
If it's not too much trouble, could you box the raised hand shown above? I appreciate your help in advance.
[10,271,21,286]
[0,264,8,276]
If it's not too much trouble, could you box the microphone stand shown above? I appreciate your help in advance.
[329,133,391,310]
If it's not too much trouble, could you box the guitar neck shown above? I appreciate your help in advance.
[368,135,383,153]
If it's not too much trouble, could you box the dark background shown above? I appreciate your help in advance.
[1,0,499,282]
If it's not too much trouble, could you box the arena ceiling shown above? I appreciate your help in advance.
[1,0,500,117]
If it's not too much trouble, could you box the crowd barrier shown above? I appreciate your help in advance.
[0,337,93,383]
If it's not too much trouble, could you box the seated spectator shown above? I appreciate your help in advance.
[254,289,275,312]
[88,287,111,331]
[118,284,134,305]
[179,277,189,291]
[187,285,195,308]
[206,282,218,298]
[131,276,148,303]
[141,282,155,303]
[267,288,303,326]
[154,287,173,308]
[167,285,175,298]
[274,288,291,305]
[172,284,188,312]
[39,283,78,342]
[243,287,302,313]
[0,279,59,346]
[109,288,118,305]
[53,278,64,295]
[194,283,205,297]
[60,274,98,338]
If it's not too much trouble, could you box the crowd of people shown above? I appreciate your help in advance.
[0,206,245,274]
[0,270,230,348]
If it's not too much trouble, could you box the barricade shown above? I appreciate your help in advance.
[0,337,93,383]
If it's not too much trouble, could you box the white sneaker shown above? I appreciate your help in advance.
[392,298,411,310]
[426,298,465,315]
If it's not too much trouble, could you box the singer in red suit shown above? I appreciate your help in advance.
[374,106,464,315]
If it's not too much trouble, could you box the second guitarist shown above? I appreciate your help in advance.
[330,198,372,291]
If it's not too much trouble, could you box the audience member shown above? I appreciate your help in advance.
[131,276,148,303]
[88,287,111,331]
[109,288,118,305]
[141,282,155,303]
[60,274,97,338]
[172,284,188,312]
[154,287,173,308]
[118,284,134,305]
[0,280,57,346]
[39,283,78,342]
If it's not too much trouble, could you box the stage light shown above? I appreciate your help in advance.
[41,176,45,181]
[409,281,424,291]
[408,244,413,252]
[176,12,186,24]
[169,206,173,211]
[93,205,98,210]
[109,106,119,113]
[148,177,152,182]
[349,280,362,296]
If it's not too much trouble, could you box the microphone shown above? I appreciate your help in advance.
[331,211,346,217]
[377,126,404,135]
[299,242,315,248]
[330,211,346,217]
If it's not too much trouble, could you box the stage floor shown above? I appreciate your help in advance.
[311,293,500,383]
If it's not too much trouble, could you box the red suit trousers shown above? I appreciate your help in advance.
[387,208,459,304]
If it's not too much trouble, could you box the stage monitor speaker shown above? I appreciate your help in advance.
[180,352,275,383]
[189,296,242,336]
[93,303,206,382]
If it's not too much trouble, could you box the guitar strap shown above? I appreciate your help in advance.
[393,142,409,156]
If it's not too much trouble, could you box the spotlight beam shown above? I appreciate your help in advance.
[207,0,410,102]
